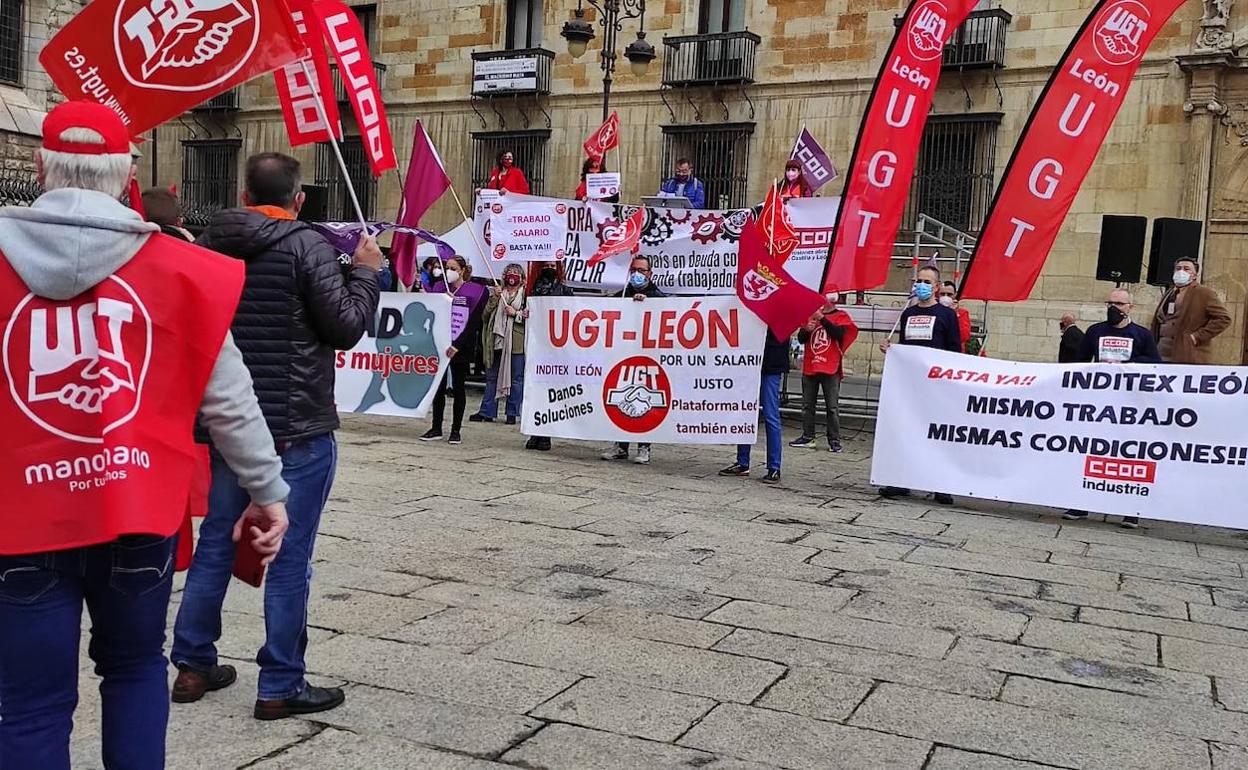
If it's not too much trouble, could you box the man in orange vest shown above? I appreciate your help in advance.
[0,102,290,770]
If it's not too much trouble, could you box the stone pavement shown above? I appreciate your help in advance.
[70,415,1248,769]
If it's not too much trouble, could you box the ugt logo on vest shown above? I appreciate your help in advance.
[115,0,260,91]
[3,277,152,443]
[603,356,670,433]
[1093,0,1149,66]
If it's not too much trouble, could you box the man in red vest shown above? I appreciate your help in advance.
[0,102,290,770]
[789,289,859,453]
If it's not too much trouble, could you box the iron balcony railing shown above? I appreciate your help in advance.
[662,30,761,88]
[190,88,240,112]
[470,48,555,97]
[944,8,1012,69]
[329,61,388,104]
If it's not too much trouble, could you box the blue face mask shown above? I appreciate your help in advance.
[629,271,649,289]
[914,282,934,301]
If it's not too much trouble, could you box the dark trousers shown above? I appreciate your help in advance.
[0,535,177,770]
[432,356,471,432]
[801,373,842,442]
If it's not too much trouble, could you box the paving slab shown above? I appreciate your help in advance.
[571,606,734,648]
[753,667,875,721]
[247,728,513,769]
[925,747,1068,770]
[1020,617,1159,666]
[843,589,1029,641]
[501,723,762,770]
[1162,635,1248,680]
[530,677,715,742]
[514,571,729,619]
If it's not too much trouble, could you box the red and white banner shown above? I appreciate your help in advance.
[960,0,1186,301]
[822,0,979,293]
[314,0,396,176]
[758,185,799,262]
[275,0,341,146]
[584,111,620,160]
[39,0,303,136]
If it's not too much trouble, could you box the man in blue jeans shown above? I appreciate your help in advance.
[719,329,790,484]
[172,153,381,720]
[0,103,289,770]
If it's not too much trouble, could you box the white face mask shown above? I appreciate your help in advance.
[1173,270,1193,287]
[444,269,461,285]
[431,267,443,278]
[939,295,955,307]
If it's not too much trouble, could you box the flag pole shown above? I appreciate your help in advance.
[445,182,500,284]
[299,60,368,229]
[790,124,804,161]
[768,179,779,256]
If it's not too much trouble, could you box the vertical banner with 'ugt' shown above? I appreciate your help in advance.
[822,0,980,294]
[274,0,341,146]
[960,0,1187,302]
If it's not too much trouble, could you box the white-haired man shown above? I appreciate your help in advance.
[0,102,289,768]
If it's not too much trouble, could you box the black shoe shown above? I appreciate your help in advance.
[505,416,517,425]
[535,437,551,451]
[1120,516,1141,529]
[254,685,345,721]
[933,493,954,506]
[1062,509,1088,520]
[789,436,817,449]
[468,414,492,423]
[761,470,781,484]
[448,430,462,445]
[525,436,539,450]
[828,440,844,453]
[420,429,443,442]
[879,487,910,499]
[171,664,236,704]
[718,463,750,477]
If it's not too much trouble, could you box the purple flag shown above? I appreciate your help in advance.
[392,120,453,287]
[791,128,838,193]
[310,221,455,270]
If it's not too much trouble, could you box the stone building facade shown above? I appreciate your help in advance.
[13,0,1248,365]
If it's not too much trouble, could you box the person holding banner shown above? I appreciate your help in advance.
[719,330,791,484]
[524,261,575,451]
[472,263,528,426]
[790,291,858,452]
[486,151,531,195]
[777,160,813,200]
[422,257,488,444]
[575,157,619,203]
[602,256,665,465]
[1150,259,1231,365]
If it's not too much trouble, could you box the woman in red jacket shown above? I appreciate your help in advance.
[486,150,530,194]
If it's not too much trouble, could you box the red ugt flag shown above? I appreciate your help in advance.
[315,0,396,176]
[737,219,824,341]
[588,206,645,267]
[583,112,620,160]
[40,0,304,136]
[758,185,799,263]
[274,0,342,146]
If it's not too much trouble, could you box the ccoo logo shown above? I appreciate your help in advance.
[3,277,152,443]
[602,356,671,433]
[907,0,949,62]
[114,0,260,91]
[1092,0,1149,66]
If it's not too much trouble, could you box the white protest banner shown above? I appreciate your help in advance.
[785,197,840,291]
[489,200,569,262]
[872,346,1248,527]
[335,293,453,418]
[522,296,767,444]
[585,172,621,200]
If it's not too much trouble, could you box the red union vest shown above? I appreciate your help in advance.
[802,309,859,379]
[0,234,244,555]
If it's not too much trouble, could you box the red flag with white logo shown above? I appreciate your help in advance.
[821,0,980,293]
[737,219,825,341]
[39,0,303,136]
[758,185,799,263]
[960,0,1187,301]
[313,0,396,176]
[583,112,620,160]
[588,205,645,267]
[274,0,341,146]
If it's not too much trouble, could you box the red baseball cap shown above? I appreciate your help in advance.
[42,102,131,155]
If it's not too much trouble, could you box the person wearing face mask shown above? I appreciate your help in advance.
[576,156,620,203]
[1057,313,1085,364]
[777,159,813,200]
[789,290,858,452]
[1150,258,1231,364]
[524,262,576,451]
[1065,288,1160,529]
[602,256,665,465]
[422,256,488,444]
[940,281,972,353]
[486,150,530,195]
[419,256,443,292]
[471,263,528,426]
[879,265,961,505]
[657,158,706,209]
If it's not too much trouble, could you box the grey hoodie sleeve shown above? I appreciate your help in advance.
[199,333,289,504]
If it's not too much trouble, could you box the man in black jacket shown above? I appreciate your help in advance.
[172,153,382,720]
[1058,313,1084,363]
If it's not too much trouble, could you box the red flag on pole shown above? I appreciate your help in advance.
[821,0,980,293]
[314,0,397,176]
[583,112,620,160]
[737,219,825,341]
[588,206,645,267]
[960,0,1187,301]
[275,0,342,147]
[758,185,799,263]
[391,120,453,287]
[39,0,303,136]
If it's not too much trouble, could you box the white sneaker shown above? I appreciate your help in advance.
[601,446,628,461]
[633,446,651,465]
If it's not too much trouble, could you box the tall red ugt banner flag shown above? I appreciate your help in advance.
[584,112,621,160]
[315,0,396,176]
[960,0,1186,301]
[822,0,979,293]
[738,219,824,340]
[274,0,341,146]
[39,0,303,136]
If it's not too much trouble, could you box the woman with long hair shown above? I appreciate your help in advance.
[777,159,813,200]
[421,256,488,444]
[486,150,531,195]
[574,156,619,203]
[470,263,528,425]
